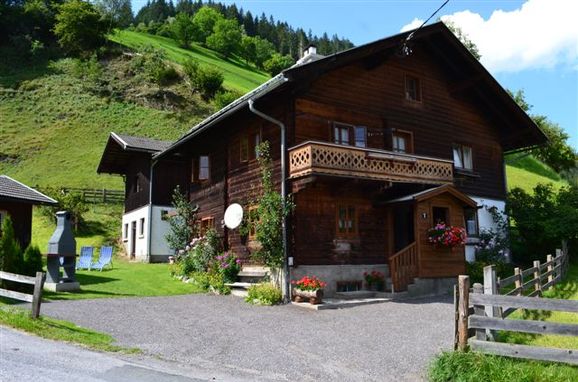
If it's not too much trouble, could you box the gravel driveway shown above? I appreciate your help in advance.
[42,294,453,382]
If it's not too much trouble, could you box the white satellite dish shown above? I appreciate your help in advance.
[224,203,243,229]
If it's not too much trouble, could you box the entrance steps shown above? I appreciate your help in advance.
[226,268,269,297]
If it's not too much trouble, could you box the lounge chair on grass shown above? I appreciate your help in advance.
[92,246,113,271]
[76,246,94,270]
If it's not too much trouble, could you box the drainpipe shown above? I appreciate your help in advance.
[147,159,157,262]
[248,99,290,303]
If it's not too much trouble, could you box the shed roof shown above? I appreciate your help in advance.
[97,133,172,175]
[154,22,547,160]
[385,184,477,207]
[0,175,57,205]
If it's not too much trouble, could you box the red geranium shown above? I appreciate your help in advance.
[292,276,327,291]
[427,223,467,248]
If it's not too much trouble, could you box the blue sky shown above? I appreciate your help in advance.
[131,0,577,149]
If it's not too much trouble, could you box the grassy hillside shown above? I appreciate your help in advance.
[505,153,568,192]
[110,30,270,93]
[0,57,212,188]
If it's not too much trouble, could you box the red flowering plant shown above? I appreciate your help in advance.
[291,276,327,291]
[363,271,384,285]
[427,223,467,248]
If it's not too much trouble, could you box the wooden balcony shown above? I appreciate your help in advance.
[288,141,454,184]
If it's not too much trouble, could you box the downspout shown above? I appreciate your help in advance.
[147,159,157,262]
[248,99,290,303]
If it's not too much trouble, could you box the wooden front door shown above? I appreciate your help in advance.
[393,204,414,252]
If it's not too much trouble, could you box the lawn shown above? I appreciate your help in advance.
[0,306,139,353]
[109,30,269,94]
[505,153,568,192]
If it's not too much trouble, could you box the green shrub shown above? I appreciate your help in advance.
[131,46,180,86]
[182,58,223,99]
[38,187,88,231]
[0,215,22,274]
[187,271,230,295]
[22,245,43,277]
[245,283,282,305]
[213,90,242,109]
[71,54,102,83]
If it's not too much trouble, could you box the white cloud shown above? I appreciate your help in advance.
[400,18,423,33]
[401,0,578,73]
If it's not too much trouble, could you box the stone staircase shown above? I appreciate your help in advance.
[226,267,269,297]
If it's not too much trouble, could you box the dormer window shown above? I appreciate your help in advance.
[405,75,421,102]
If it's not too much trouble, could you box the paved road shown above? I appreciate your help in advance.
[41,294,454,382]
[0,327,255,382]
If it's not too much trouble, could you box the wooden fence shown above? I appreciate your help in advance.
[454,244,578,365]
[0,271,46,319]
[37,186,124,204]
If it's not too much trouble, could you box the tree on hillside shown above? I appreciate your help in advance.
[253,36,275,69]
[206,18,242,57]
[54,0,107,55]
[172,12,196,47]
[508,89,577,173]
[192,5,223,44]
[96,0,133,30]
[240,35,256,64]
[263,53,294,75]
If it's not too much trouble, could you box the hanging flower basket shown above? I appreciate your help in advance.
[427,223,467,248]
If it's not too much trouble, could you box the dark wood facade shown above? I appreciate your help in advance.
[115,23,546,282]
[0,201,33,249]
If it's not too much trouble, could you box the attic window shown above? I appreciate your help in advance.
[405,75,421,102]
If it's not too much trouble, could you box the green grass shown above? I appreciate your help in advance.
[505,153,568,192]
[500,261,578,350]
[429,351,578,382]
[0,306,139,353]
[0,65,197,188]
[110,30,269,93]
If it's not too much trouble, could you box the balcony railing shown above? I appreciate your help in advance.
[288,141,454,184]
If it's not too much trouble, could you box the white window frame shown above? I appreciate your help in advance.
[453,144,473,171]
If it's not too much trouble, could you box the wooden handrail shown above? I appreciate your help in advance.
[388,242,418,293]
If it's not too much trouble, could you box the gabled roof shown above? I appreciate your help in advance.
[154,21,546,160]
[0,175,57,205]
[385,184,477,207]
[97,133,172,175]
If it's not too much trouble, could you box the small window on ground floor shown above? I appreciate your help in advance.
[139,218,145,237]
[123,223,128,239]
[464,207,479,236]
[432,207,449,226]
[337,281,362,292]
[336,205,357,237]
[200,217,215,236]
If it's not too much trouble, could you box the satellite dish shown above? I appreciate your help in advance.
[224,203,243,229]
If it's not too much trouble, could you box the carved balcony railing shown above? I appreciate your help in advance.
[288,141,454,184]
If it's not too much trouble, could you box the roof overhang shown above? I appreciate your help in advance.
[385,184,478,208]
[97,133,152,175]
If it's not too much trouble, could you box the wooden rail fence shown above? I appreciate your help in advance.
[37,186,124,204]
[0,271,46,319]
[454,244,577,365]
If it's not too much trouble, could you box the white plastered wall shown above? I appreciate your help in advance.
[150,205,175,259]
[464,196,507,263]
[121,205,149,262]
[121,205,175,262]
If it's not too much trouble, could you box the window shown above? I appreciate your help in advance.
[253,132,262,158]
[123,223,128,239]
[199,155,210,181]
[453,144,473,171]
[432,207,449,225]
[240,136,249,162]
[336,205,357,237]
[200,217,214,236]
[333,123,366,147]
[464,208,479,236]
[139,218,145,237]
[337,281,362,292]
[134,176,141,193]
[405,75,421,102]
[248,206,259,240]
[392,130,413,153]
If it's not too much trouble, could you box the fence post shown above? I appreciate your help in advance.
[472,282,486,341]
[457,275,470,351]
[533,260,542,296]
[31,272,45,319]
[546,254,554,290]
[453,284,459,350]
[483,265,499,338]
[514,267,522,296]
[556,248,564,282]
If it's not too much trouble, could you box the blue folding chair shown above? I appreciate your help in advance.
[75,246,94,270]
[91,246,113,271]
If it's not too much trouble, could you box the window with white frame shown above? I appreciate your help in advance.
[139,218,145,237]
[464,208,478,237]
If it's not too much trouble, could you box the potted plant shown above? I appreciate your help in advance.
[363,271,385,291]
[291,276,327,304]
[427,223,467,248]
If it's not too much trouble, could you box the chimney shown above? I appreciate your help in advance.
[303,44,317,57]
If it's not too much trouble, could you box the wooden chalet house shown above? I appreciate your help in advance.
[99,23,546,296]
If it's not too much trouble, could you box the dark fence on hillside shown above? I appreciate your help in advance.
[37,186,124,204]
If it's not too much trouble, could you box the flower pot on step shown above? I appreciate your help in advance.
[293,288,324,304]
